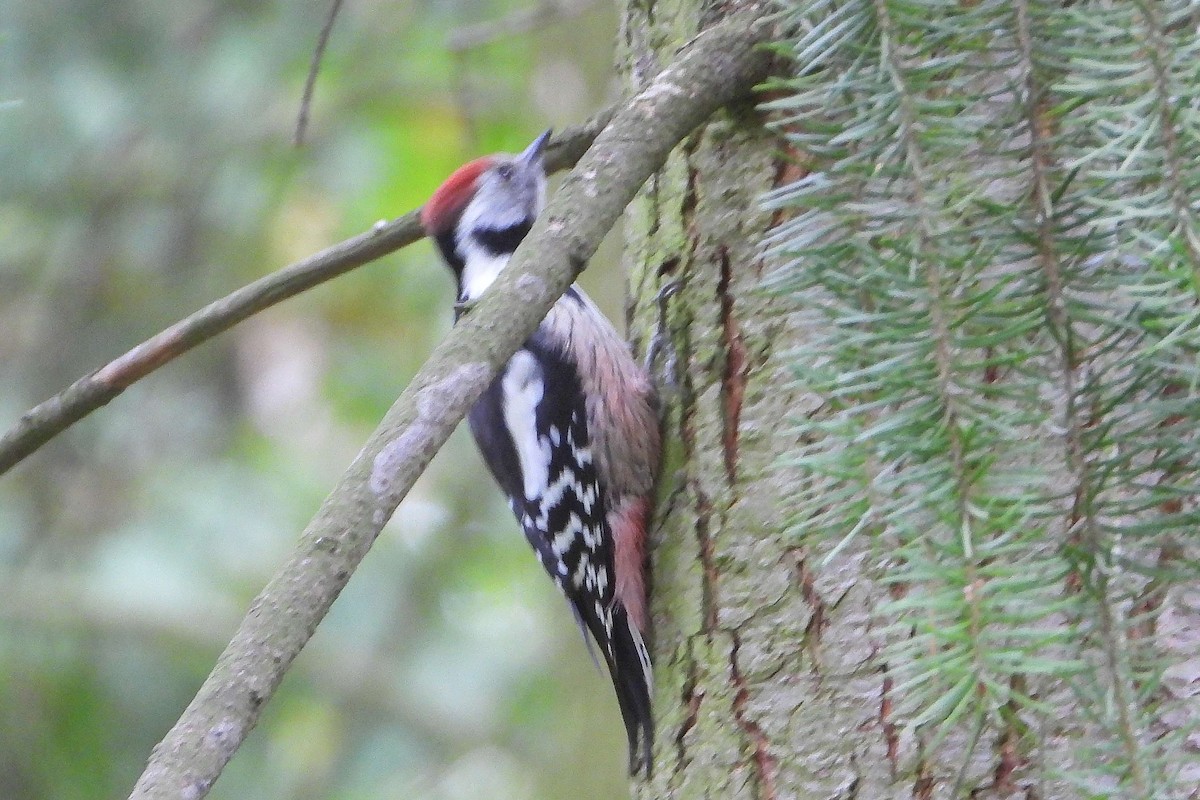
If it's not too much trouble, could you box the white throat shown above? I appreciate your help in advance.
[458,236,511,302]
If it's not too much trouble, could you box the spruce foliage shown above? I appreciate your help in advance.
[763,0,1200,795]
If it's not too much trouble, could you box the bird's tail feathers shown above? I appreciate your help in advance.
[604,602,653,778]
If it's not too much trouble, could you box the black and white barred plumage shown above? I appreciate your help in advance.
[468,321,652,769]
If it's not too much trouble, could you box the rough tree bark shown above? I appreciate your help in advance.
[622,3,984,797]
[622,4,1200,800]
[621,4,826,796]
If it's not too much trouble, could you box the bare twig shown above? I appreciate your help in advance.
[295,0,346,147]
[446,0,601,52]
[125,12,774,798]
[0,106,616,478]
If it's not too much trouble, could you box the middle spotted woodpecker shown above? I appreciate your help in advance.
[420,130,660,776]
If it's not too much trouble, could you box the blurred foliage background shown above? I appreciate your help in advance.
[0,1,637,797]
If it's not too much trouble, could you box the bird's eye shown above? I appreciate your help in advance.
[496,163,514,180]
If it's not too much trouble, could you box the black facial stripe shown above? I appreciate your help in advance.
[474,221,532,257]
[434,229,465,274]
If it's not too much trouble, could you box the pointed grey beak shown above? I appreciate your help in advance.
[519,128,552,165]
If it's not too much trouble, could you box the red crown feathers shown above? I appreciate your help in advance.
[420,156,496,236]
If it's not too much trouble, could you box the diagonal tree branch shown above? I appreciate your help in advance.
[126,11,774,799]
[0,107,615,478]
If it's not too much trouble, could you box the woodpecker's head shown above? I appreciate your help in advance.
[421,130,551,305]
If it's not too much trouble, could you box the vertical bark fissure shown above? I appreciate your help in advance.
[792,548,829,672]
[911,751,934,800]
[729,631,780,800]
[718,245,748,485]
[881,667,900,776]
[674,637,704,775]
[693,488,720,633]
[674,213,720,646]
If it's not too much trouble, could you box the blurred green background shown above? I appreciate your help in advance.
[0,1,636,797]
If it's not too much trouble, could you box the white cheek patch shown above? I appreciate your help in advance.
[501,351,551,501]
[459,179,530,233]
[459,236,510,302]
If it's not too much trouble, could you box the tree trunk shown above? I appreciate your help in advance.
[620,4,1200,800]
[619,4,1011,797]
[620,5,836,796]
